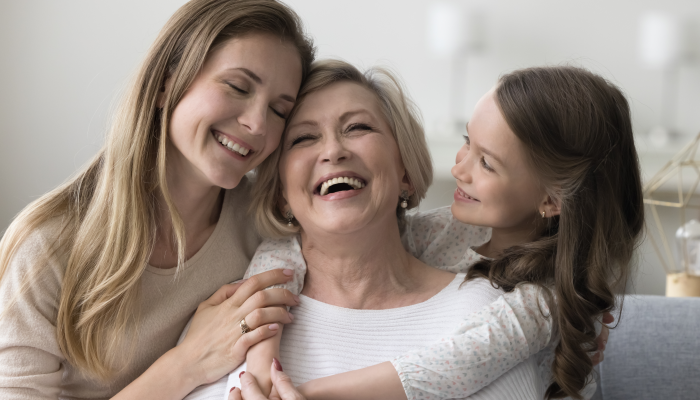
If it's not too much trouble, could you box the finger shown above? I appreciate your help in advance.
[596,325,610,351]
[602,312,615,325]
[244,307,294,330]
[229,269,295,306]
[237,288,299,317]
[232,323,281,358]
[239,371,267,400]
[200,281,247,308]
[229,387,242,400]
[271,358,305,400]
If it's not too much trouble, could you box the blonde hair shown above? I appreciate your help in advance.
[252,59,433,238]
[0,0,314,379]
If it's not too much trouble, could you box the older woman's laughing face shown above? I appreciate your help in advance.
[279,81,412,238]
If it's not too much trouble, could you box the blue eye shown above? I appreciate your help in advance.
[463,135,470,145]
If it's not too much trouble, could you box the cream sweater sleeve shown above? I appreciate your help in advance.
[0,226,66,399]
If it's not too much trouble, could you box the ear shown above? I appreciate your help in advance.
[400,169,415,197]
[539,194,561,218]
[156,76,172,109]
[277,186,290,215]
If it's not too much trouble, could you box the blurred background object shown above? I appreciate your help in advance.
[643,132,700,297]
[1,0,700,296]
[638,11,686,147]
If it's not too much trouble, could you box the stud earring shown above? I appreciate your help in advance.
[285,210,294,226]
[541,211,546,219]
[400,191,409,209]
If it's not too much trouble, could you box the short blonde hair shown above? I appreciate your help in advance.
[252,59,433,238]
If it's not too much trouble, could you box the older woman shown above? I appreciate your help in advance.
[193,60,548,400]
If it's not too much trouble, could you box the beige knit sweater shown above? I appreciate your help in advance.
[0,178,261,399]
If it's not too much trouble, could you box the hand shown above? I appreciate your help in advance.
[177,269,299,385]
[229,358,305,400]
[591,312,613,366]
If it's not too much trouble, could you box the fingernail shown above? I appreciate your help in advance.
[269,323,279,331]
[283,269,294,276]
[288,312,294,321]
[603,340,607,345]
[273,357,283,372]
[239,371,245,378]
[230,386,236,393]
[293,295,300,303]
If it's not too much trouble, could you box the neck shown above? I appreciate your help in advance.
[300,216,435,309]
[150,144,224,268]
[477,222,542,259]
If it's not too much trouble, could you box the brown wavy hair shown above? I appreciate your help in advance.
[466,66,644,399]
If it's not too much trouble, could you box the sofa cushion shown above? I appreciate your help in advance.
[592,295,700,400]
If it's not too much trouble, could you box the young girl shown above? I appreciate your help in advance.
[230,64,642,400]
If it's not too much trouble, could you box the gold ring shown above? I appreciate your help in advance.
[240,318,251,334]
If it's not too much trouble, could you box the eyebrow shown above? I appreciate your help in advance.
[230,67,296,103]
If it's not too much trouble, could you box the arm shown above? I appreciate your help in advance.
[243,237,306,396]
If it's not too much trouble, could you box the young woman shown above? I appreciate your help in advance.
[226,62,641,400]
[0,1,315,398]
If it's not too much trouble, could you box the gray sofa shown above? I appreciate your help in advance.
[591,295,700,400]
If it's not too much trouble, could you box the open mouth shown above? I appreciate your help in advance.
[316,176,366,196]
[457,187,479,202]
[214,132,252,157]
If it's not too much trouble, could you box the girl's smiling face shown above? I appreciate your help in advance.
[167,32,302,190]
[279,81,411,238]
[451,88,553,232]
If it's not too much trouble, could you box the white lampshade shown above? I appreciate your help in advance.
[427,2,466,57]
[638,12,682,69]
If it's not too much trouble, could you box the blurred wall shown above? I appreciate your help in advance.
[2,0,699,295]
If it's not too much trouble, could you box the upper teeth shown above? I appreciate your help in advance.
[216,134,250,156]
[319,177,365,196]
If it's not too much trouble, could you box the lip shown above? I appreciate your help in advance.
[454,187,480,203]
[211,130,256,157]
[313,171,367,195]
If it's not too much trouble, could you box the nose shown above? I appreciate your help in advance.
[238,100,267,136]
[321,134,351,164]
[451,144,472,183]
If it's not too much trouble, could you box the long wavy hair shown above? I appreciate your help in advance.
[0,0,314,379]
[466,66,644,399]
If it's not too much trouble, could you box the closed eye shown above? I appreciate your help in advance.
[346,123,373,133]
[480,156,494,172]
[271,107,286,119]
[227,83,248,94]
[289,134,316,148]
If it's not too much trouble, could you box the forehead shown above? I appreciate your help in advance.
[290,81,385,124]
[203,32,301,83]
[470,90,525,161]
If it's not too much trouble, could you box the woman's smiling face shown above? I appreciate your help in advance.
[167,32,302,190]
[451,88,548,231]
[279,81,410,237]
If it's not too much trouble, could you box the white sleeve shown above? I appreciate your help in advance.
[243,236,306,296]
[391,284,553,400]
[402,207,490,273]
